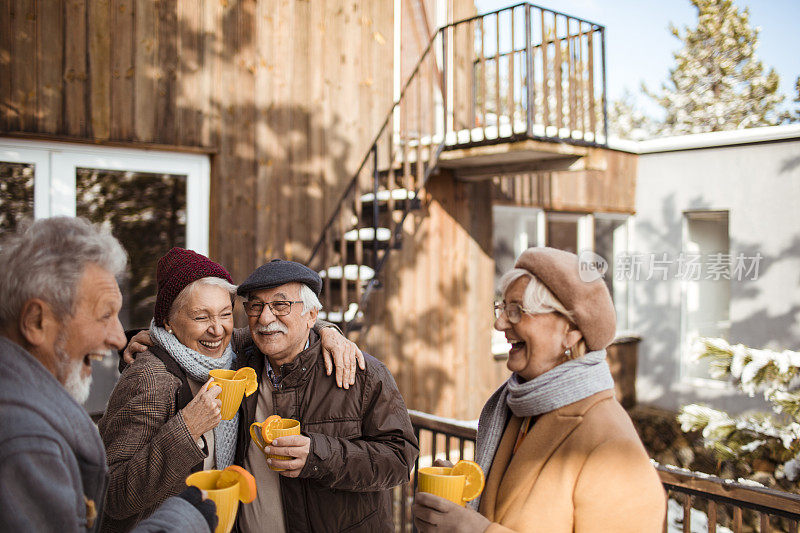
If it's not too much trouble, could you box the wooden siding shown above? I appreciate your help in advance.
[361,170,507,420]
[492,149,638,213]
[0,0,396,283]
[1,2,636,421]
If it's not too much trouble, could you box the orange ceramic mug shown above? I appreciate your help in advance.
[185,470,240,533]
[208,368,257,420]
[249,415,301,471]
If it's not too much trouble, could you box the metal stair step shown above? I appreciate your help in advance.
[360,189,416,203]
[319,264,375,281]
[343,227,391,242]
[317,303,364,323]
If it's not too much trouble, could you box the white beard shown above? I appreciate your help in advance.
[63,360,92,405]
[54,339,92,405]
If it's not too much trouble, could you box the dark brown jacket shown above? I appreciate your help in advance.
[233,329,419,532]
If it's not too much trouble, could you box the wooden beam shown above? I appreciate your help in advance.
[0,131,217,153]
[452,156,584,180]
[88,0,111,140]
[134,0,157,141]
[110,0,134,140]
[439,137,589,167]
[11,0,35,131]
[36,1,63,133]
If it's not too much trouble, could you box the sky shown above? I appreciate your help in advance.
[473,0,800,117]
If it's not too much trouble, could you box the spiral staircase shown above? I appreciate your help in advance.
[307,3,608,337]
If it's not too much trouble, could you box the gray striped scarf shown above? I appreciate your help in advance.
[150,319,238,469]
[471,349,613,510]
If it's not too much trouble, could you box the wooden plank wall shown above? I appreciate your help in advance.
[492,149,638,214]
[0,0,396,283]
[362,170,508,420]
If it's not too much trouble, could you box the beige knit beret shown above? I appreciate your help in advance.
[514,247,616,351]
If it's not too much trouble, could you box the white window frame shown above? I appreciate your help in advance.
[593,213,632,331]
[0,138,210,255]
[679,210,732,389]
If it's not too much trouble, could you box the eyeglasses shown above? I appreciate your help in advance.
[244,300,303,318]
[493,302,535,324]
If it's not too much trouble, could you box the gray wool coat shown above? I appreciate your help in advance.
[0,336,210,533]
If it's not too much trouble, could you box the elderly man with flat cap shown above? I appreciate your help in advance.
[233,259,418,533]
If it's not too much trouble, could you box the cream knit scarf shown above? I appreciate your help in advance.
[472,349,613,510]
[150,320,238,469]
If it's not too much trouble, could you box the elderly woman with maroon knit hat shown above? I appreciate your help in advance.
[98,248,359,533]
[413,247,665,533]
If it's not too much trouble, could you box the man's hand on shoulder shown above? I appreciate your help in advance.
[264,435,311,477]
[122,330,154,365]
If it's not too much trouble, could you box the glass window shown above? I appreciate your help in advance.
[492,205,542,293]
[682,211,730,382]
[1,138,209,415]
[594,215,630,330]
[0,162,35,236]
[545,212,580,254]
[492,205,543,357]
[76,168,187,329]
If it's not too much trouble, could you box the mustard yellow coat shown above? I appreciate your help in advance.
[478,390,666,532]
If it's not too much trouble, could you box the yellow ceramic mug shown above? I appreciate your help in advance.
[186,470,239,533]
[208,369,248,420]
[249,417,301,471]
[417,467,467,506]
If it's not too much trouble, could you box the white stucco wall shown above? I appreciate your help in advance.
[630,133,800,413]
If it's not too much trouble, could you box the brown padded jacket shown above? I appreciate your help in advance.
[233,329,419,532]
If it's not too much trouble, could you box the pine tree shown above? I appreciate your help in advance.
[787,76,800,123]
[645,0,783,134]
[678,338,800,487]
[605,90,658,141]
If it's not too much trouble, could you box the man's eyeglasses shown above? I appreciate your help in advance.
[493,302,535,324]
[244,300,303,318]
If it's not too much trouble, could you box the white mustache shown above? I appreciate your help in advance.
[256,322,288,334]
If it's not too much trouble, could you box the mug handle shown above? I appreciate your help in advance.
[207,380,222,396]
[249,422,266,451]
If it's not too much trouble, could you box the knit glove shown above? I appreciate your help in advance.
[177,486,218,532]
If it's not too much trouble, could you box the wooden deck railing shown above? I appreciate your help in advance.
[394,410,800,532]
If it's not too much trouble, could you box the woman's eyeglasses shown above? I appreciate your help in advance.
[493,302,535,324]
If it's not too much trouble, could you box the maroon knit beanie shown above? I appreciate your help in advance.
[153,247,233,326]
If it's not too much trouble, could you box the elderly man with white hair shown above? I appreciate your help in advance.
[0,217,216,533]
[233,259,419,532]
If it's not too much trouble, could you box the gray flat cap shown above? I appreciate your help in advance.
[237,259,322,297]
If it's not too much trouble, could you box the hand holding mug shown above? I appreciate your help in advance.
[265,434,310,477]
[183,378,222,441]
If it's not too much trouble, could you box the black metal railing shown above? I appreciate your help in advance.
[307,27,446,335]
[394,411,800,533]
[441,3,608,147]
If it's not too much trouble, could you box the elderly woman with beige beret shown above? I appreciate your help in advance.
[413,247,665,532]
